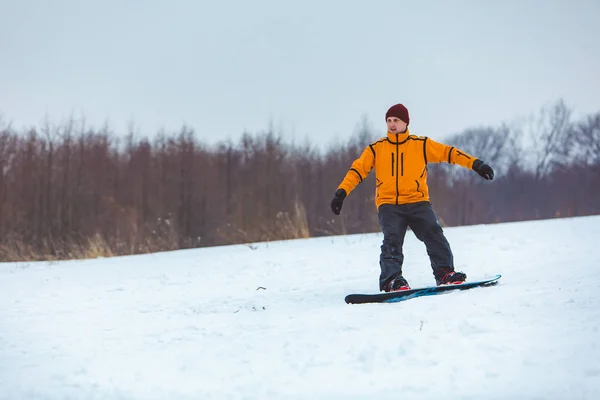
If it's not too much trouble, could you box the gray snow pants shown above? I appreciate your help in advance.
[378,202,454,290]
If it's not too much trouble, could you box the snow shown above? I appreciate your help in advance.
[1,215,600,399]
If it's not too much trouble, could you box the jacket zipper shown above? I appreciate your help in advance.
[391,153,394,177]
[395,143,399,204]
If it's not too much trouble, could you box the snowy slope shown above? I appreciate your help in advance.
[1,215,599,400]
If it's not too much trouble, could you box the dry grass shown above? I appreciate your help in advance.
[0,204,310,262]
[272,202,310,240]
[0,235,114,262]
[67,234,115,260]
[0,216,180,262]
[218,201,311,245]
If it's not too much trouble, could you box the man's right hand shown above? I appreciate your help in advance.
[330,189,347,215]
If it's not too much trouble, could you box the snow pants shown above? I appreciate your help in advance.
[377,202,454,290]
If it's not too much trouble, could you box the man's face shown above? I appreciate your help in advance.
[386,117,407,133]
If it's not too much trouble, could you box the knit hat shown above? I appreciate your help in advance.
[385,104,410,125]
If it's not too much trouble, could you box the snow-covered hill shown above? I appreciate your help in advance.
[1,215,599,399]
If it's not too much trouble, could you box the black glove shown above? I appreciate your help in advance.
[472,159,494,180]
[330,189,347,215]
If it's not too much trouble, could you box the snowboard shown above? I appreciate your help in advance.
[345,274,501,304]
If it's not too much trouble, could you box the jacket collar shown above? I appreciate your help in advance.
[387,128,410,144]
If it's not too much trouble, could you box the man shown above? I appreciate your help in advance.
[330,103,494,292]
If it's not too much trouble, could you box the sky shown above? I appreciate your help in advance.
[1,0,599,147]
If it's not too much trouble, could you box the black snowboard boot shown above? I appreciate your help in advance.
[436,271,467,286]
[384,276,411,292]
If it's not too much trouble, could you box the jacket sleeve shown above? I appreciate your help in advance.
[425,138,477,169]
[337,145,375,195]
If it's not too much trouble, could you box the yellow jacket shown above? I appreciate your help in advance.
[337,129,477,208]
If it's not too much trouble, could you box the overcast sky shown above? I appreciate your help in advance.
[1,0,599,146]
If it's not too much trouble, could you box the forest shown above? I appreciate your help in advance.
[0,99,598,261]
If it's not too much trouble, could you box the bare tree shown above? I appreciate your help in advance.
[442,124,515,182]
[525,99,573,179]
[569,112,600,166]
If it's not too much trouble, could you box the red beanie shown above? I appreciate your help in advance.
[385,104,410,125]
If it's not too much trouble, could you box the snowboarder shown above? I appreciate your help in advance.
[330,103,494,292]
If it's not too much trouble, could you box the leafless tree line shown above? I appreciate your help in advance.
[0,99,598,260]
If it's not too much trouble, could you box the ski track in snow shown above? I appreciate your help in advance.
[1,216,600,399]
